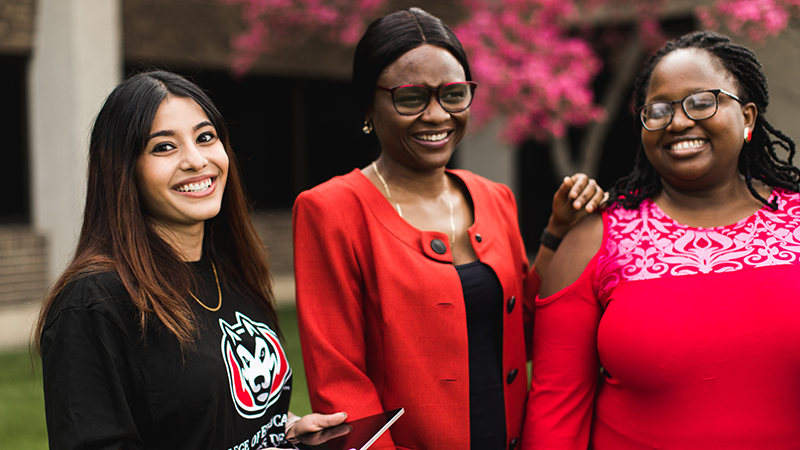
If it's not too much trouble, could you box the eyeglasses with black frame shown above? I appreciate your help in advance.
[638,89,744,131]
[377,82,478,116]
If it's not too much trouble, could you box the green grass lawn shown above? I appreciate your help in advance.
[0,306,310,448]
[279,305,313,416]
[0,351,47,450]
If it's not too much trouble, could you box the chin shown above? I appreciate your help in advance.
[416,149,456,169]
[186,207,222,224]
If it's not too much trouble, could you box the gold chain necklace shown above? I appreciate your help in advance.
[371,161,456,245]
[190,260,222,312]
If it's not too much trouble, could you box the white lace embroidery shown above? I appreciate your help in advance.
[595,189,800,303]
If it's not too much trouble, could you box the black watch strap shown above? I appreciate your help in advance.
[540,229,563,251]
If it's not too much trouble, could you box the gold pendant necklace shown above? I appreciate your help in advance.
[190,260,222,312]
[371,161,456,245]
[372,161,404,217]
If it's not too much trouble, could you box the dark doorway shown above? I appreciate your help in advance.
[0,56,30,224]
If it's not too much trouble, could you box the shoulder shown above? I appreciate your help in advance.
[451,169,511,193]
[58,271,128,306]
[540,212,604,298]
[296,169,365,204]
[293,170,376,245]
[451,169,517,207]
[45,270,132,328]
[295,169,370,220]
[40,269,139,365]
[294,170,371,217]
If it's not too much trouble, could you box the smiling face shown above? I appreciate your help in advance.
[641,49,756,192]
[135,96,229,239]
[368,44,469,171]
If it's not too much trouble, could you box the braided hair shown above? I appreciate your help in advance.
[609,31,800,210]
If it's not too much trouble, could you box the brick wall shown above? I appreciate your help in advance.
[0,0,34,55]
[0,211,294,308]
[251,210,294,276]
[0,226,48,308]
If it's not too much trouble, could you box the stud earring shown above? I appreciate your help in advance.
[744,126,752,143]
[362,120,373,134]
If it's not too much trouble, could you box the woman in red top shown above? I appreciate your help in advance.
[523,31,800,449]
[293,8,604,450]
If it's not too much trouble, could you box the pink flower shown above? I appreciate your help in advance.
[220,0,388,75]
[696,0,796,44]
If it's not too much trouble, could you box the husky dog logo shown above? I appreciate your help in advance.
[220,312,291,419]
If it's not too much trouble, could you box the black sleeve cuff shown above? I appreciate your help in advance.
[540,229,563,251]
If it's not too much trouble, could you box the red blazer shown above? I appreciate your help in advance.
[293,169,540,450]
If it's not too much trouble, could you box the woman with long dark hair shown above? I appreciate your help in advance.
[523,31,800,449]
[36,70,345,450]
[293,8,605,450]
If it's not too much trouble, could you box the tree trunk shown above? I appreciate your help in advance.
[549,38,644,178]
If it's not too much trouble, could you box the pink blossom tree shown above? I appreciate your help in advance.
[453,0,671,143]
[697,0,800,43]
[453,0,670,176]
[219,0,387,76]
[220,0,798,175]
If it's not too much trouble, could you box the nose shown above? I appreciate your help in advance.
[666,105,696,131]
[420,93,450,124]
[180,143,208,171]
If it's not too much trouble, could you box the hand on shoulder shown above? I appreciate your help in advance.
[548,174,608,237]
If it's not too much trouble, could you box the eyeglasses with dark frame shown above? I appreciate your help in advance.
[638,89,744,131]
[377,82,478,116]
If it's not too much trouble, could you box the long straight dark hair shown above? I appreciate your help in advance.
[35,70,277,352]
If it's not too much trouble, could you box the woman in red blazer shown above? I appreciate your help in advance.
[293,8,604,450]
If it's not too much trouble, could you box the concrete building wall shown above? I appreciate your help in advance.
[0,0,125,350]
[460,120,518,196]
[739,23,800,141]
[28,0,123,280]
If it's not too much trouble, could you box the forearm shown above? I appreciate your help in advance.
[533,217,568,278]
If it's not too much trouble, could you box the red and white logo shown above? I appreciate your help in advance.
[220,312,291,419]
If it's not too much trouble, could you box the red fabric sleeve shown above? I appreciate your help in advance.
[292,189,396,450]
[522,257,603,450]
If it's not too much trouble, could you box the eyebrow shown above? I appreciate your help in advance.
[146,121,215,141]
